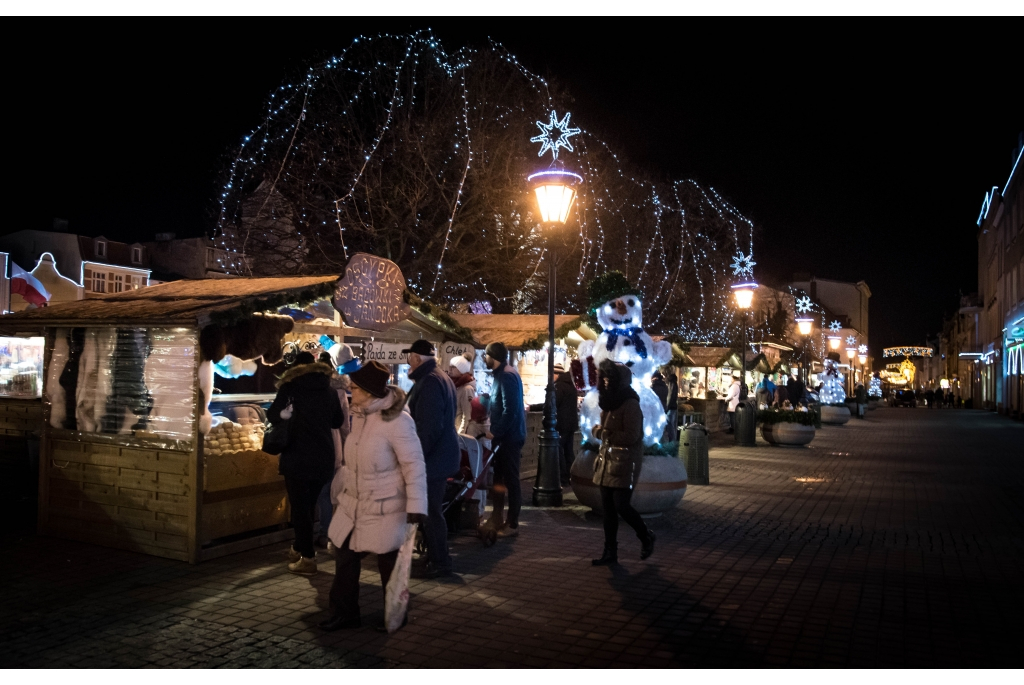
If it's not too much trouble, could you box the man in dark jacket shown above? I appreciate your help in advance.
[529,363,579,486]
[650,371,669,409]
[483,342,526,537]
[664,370,679,443]
[787,374,805,407]
[404,339,460,578]
[267,352,344,576]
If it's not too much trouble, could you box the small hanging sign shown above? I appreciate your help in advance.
[332,253,412,332]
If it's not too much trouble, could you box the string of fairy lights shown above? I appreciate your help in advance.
[214,31,758,344]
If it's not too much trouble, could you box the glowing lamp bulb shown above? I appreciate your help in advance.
[796,318,813,336]
[731,282,758,309]
[528,169,582,224]
[828,336,841,350]
[858,354,868,365]
[846,347,857,360]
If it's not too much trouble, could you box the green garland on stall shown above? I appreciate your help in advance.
[520,316,586,351]
[207,281,337,326]
[402,290,476,344]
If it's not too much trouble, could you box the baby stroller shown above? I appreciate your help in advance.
[415,435,499,556]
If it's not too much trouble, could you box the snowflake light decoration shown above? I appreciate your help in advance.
[730,251,756,278]
[530,110,581,162]
[858,344,868,354]
[829,320,841,333]
[795,295,813,314]
[846,335,858,346]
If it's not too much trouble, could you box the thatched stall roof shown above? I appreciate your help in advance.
[0,276,339,329]
[450,314,594,349]
[682,346,732,368]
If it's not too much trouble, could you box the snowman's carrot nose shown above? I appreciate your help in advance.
[614,299,628,315]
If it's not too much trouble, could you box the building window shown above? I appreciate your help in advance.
[95,241,106,259]
[131,247,142,264]
[113,274,124,293]
[92,271,106,293]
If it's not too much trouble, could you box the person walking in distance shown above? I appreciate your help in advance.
[724,372,741,434]
[482,342,526,537]
[663,369,679,443]
[318,361,427,632]
[448,353,476,435]
[529,363,579,487]
[403,340,460,579]
[591,360,655,566]
[267,352,343,576]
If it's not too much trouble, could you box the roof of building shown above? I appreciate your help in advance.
[450,313,590,348]
[0,275,338,328]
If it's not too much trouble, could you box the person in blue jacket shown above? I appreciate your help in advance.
[482,342,527,538]
[403,339,460,578]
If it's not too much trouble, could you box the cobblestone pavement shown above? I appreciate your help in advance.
[2,408,1023,667]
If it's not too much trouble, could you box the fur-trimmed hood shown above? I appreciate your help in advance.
[276,361,336,388]
[352,386,407,422]
[331,372,352,391]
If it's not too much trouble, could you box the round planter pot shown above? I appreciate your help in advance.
[570,450,688,517]
[760,421,815,446]
[820,405,851,425]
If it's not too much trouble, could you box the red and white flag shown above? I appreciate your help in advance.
[10,261,50,307]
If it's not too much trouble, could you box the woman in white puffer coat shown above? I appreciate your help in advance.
[320,361,428,632]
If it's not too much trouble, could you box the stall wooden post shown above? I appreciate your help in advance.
[187,333,203,564]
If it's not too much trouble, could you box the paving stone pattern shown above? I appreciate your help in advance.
[1,408,1023,667]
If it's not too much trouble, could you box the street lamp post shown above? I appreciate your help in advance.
[846,347,857,396]
[528,168,581,507]
[731,280,757,446]
[796,317,813,385]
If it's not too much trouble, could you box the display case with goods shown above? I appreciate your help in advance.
[0,335,46,444]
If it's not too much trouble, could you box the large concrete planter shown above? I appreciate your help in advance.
[570,450,688,517]
[820,405,851,425]
[760,422,815,446]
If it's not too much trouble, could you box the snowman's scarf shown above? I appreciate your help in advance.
[604,326,648,359]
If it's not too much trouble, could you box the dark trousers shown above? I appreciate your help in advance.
[600,485,649,549]
[285,476,327,559]
[329,533,398,620]
[490,439,523,528]
[727,411,736,433]
[424,477,452,570]
[559,434,576,485]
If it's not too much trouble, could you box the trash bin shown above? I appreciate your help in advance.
[680,423,709,485]
[734,400,756,447]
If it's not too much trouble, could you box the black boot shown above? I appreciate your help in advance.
[641,529,656,560]
[592,545,618,566]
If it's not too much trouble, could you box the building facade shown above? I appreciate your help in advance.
[143,234,235,280]
[974,142,1024,418]
[0,230,151,310]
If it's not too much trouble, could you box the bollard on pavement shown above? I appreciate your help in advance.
[680,423,710,485]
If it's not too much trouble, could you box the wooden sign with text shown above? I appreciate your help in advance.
[332,253,412,332]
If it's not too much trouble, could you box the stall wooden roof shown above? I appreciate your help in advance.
[683,346,732,368]
[0,276,339,329]
[450,314,592,348]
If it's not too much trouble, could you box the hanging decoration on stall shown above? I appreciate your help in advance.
[333,252,412,331]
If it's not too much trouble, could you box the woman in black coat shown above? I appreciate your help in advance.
[590,360,655,566]
[267,351,343,575]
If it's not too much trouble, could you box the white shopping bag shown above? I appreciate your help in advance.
[384,523,418,634]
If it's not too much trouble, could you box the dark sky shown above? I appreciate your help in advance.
[9,22,1021,354]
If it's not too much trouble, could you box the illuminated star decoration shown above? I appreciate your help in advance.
[829,320,842,333]
[731,251,756,278]
[530,110,581,162]
[858,344,868,354]
[846,335,858,346]
[795,295,813,314]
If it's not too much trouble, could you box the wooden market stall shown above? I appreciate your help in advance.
[0,273,476,564]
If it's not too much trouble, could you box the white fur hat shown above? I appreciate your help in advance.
[449,355,472,375]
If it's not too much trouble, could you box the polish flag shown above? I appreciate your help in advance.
[10,262,50,307]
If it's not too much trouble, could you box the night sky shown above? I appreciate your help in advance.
[9,22,1021,354]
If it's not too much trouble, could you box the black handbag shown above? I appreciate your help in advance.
[261,398,293,456]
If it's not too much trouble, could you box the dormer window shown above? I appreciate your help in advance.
[131,247,143,264]
[95,240,106,259]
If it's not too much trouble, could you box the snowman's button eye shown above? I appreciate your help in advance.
[628,299,635,306]
[624,339,631,346]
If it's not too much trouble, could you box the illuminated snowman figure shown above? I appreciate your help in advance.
[577,273,673,447]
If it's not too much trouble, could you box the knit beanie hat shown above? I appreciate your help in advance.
[485,342,508,364]
[449,355,472,375]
